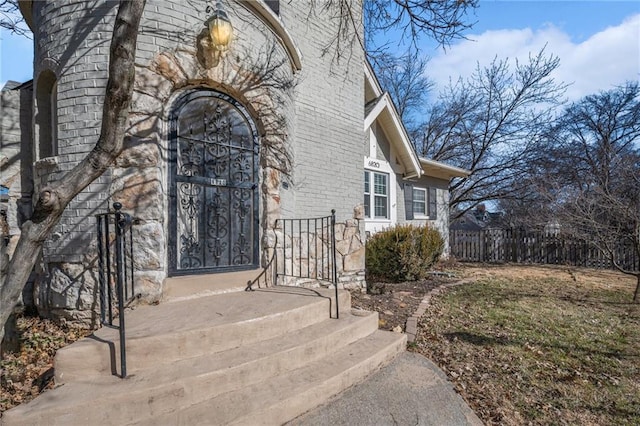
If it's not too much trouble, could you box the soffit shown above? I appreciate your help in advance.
[365,92,421,178]
[419,158,470,180]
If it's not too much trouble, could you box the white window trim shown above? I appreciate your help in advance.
[412,187,428,219]
[363,156,397,234]
[371,171,389,219]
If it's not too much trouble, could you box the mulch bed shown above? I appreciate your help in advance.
[349,275,455,332]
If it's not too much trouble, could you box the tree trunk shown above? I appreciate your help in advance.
[634,274,640,303]
[0,0,146,352]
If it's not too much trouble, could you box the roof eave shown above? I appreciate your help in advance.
[419,158,470,179]
[18,1,33,31]
[364,92,421,178]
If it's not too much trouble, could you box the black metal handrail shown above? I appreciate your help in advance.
[96,202,136,378]
[245,246,277,291]
[246,210,340,318]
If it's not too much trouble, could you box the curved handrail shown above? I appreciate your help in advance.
[245,244,277,291]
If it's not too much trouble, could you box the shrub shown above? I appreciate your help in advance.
[366,224,444,284]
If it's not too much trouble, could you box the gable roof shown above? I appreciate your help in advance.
[364,61,383,102]
[364,62,470,181]
[364,63,421,179]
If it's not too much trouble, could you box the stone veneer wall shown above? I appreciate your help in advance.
[274,206,367,290]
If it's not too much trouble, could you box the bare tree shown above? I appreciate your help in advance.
[370,50,433,132]
[546,82,640,301]
[318,0,478,68]
[415,48,567,219]
[0,0,30,37]
[0,0,146,349]
[364,0,478,50]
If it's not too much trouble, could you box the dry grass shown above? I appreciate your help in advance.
[414,264,640,425]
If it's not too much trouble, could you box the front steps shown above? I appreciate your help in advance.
[1,286,406,425]
[163,269,263,301]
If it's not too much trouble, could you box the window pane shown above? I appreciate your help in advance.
[374,173,387,195]
[413,188,426,215]
[374,195,387,218]
[364,172,370,194]
[364,196,370,217]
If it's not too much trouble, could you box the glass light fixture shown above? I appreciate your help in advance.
[208,1,233,51]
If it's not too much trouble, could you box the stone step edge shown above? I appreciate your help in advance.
[1,312,381,425]
[69,310,377,391]
[55,293,348,383]
[233,331,407,426]
[140,330,407,426]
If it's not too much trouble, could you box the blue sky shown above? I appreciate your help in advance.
[1,1,639,100]
[1,24,32,86]
[464,1,639,43]
[392,1,640,102]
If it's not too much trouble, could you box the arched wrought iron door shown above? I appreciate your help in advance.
[169,90,259,275]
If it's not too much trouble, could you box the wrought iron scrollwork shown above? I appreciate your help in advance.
[172,92,258,273]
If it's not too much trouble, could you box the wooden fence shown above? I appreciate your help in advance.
[450,228,639,272]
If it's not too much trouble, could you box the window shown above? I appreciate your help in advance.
[364,172,370,217]
[405,185,437,220]
[364,170,389,219]
[35,70,58,159]
[265,0,279,14]
[412,188,426,216]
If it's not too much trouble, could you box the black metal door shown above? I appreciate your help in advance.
[169,90,259,275]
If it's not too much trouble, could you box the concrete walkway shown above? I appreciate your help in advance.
[286,351,483,426]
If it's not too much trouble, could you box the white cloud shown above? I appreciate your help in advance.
[428,14,640,102]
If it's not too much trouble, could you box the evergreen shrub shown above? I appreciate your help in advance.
[365,224,444,283]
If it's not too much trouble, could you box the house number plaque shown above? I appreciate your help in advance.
[209,178,227,186]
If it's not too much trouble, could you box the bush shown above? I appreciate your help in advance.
[366,224,444,284]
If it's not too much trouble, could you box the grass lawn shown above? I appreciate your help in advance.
[414,264,640,425]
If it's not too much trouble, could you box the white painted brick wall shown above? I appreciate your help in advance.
[280,1,364,223]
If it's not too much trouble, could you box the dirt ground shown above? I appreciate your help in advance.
[349,274,456,331]
[350,262,637,333]
[1,316,90,413]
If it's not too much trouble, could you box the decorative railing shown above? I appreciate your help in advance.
[95,202,136,378]
[245,245,278,290]
[246,210,340,318]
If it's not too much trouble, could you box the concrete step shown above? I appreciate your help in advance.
[2,285,405,426]
[1,311,382,426]
[163,269,262,302]
[137,330,407,426]
[54,287,351,383]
